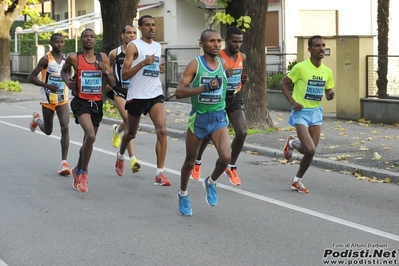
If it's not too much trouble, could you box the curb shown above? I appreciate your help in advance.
[102,116,399,185]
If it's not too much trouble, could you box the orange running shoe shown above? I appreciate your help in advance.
[77,171,88,193]
[283,135,294,160]
[115,151,125,176]
[154,172,171,186]
[58,161,71,176]
[29,112,40,132]
[291,179,309,193]
[225,167,241,186]
[190,163,201,180]
[71,167,80,191]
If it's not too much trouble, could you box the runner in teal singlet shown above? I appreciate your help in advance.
[175,29,230,216]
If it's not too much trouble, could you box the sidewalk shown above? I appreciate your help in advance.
[2,83,399,185]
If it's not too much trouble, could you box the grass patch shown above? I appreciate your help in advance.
[102,100,122,120]
[0,80,22,92]
[228,127,277,136]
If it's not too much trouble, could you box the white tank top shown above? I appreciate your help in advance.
[126,38,163,100]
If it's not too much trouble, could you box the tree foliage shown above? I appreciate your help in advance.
[0,0,39,82]
[21,15,58,40]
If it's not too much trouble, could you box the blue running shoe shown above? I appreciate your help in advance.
[203,176,218,206]
[178,192,192,216]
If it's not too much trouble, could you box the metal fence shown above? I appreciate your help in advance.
[266,53,297,77]
[164,47,201,100]
[366,55,399,98]
[10,53,37,76]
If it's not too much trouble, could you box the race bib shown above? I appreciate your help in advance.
[45,73,65,104]
[120,69,130,89]
[80,70,102,94]
[198,76,223,104]
[142,55,160,77]
[227,68,242,92]
[304,79,325,102]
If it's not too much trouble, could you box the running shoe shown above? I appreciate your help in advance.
[111,124,121,148]
[291,179,309,193]
[29,112,40,132]
[154,172,171,186]
[71,167,80,191]
[203,176,218,206]
[57,161,71,176]
[283,135,294,160]
[115,151,125,176]
[177,192,192,216]
[77,171,88,193]
[130,157,141,173]
[190,163,201,180]
[225,167,241,186]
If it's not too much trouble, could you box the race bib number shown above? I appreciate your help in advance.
[46,73,64,95]
[143,55,160,77]
[45,73,66,104]
[227,68,242,92]
[80,70,102,94]
[304,79,325,102]
[120,69,130,89]
[198,76,222,103]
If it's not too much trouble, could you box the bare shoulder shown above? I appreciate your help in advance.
[108,48,117,58]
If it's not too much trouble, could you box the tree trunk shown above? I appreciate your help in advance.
[226,0,273,129]
[0,0,30,82]
[376,0,389,98]
[98,0,139,54]
[0,20,12,82]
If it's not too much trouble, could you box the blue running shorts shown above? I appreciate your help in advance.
[188,109,228,139]
[288,106,323,127]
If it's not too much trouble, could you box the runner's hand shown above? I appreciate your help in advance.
[201,76,220,92]
[290,101,303,111]
[326,90,335,101]
[46,84,59,93]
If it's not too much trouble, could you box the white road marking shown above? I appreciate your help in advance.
[1,119,399,245]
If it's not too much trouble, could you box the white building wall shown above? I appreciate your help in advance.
[173,0,209,47]
[283,0,399,55]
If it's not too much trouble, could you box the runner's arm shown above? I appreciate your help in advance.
[176,59,203,98]
[61,53,77,90]
[29,55,54,89]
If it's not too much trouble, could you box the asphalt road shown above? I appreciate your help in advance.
[0,101,398,266]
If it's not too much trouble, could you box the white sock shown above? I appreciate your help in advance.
[179,189,188,196]
[228,164,235,169]
[293,176,300,182]
[130,156,136,161]
[156,168,163,176]
[207,176,216,184]
[116,125,121,134]
[289,139,294,149]
[118,152,125,160]
[195,160,202,165]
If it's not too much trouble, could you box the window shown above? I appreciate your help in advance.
[266,11,279,47]
[154,17,164,42]
[64,12,68,19]
[77,10,87,16]
[55,14,61,21]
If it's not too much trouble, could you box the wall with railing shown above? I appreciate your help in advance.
[366,55,399,98]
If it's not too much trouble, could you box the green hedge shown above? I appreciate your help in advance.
[10,38,104,55]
